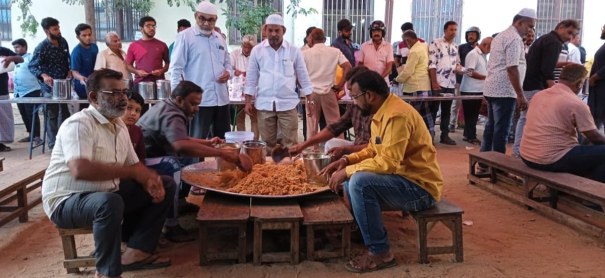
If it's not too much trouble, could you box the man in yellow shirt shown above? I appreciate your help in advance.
[321,70,444,273]
[395,30,434,139]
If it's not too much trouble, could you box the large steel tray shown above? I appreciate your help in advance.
[181,160,331,199]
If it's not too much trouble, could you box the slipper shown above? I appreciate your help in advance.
[190,187,206,196]
[18,137,30,143]
[162,225,195,243]
[344,253,397,273]
[122,254,171,272]
[0,144,11,152]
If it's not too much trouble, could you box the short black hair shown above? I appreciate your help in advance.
[171,81,203,100]
[128,91,145,107]
[75,23,92,36]
[177,19,191,29]
[337,19,353,31]
[555,19,580,31]
[402,30,418,40]
[444,21,458,31]
[86,69,124,96]
[41,17,59,31]
[306,26,317,36]
[11,38,27,48]
[401,22,414,32]
[350,70,389,97]
[139,16,156,28]
[345,66,370,82]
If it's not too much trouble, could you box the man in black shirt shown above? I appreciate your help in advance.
[512,19,579,157]
[29,17,72,150]
[450,26,481,132]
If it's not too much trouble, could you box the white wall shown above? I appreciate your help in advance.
[581,0,605,56]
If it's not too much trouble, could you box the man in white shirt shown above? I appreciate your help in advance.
[230,34,259,140]
[42,69,174,278]
[567,34,582,64]
[170,1,233,143]
[460,37,492,145]
[478,8,536,172]
[303,28,352,149]
[94,31,130,80]
[244,14,313,151]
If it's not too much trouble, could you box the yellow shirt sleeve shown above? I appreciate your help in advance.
[345,115,410,177]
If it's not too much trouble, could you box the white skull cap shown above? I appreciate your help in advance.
[265,14,284,26]
[517,8,537,19]
[197,1,217,15]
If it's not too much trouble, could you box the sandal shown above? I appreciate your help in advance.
[0,144,11,152]
[190,187,206,196]
[344,252,397,273]
[122,254,171,272]
[439,137,456,145]
[18,137,30,143]
[467,138,481,145]
[162,225,195,243]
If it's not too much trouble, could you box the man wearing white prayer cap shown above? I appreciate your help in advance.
[475,8,536,173]
[170,0,233,155]
[244,14,314,151]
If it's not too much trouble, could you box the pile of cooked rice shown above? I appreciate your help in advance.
[183,161,326,196]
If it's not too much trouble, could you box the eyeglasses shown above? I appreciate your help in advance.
[350,91,368,100]
[100,89,132,99]
[197,15,217,24]
[145,24,156,29]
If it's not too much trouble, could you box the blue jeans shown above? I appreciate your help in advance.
[145,156,182,227]
[344,172,436,254]
[480,97,517,154]
[512,90,540,157]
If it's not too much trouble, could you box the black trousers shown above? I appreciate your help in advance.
[50,176,176,277]
[16,90,41,138]
[430,87,454,139]
[45,103,70,149]
[461,92,483,140]
[189,105,231,140]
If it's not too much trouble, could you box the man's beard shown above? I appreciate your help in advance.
[358,101,372,117]
[601,32,605,40]
[98,98,126,119]
[143,30,155,38]
[269,37,282,46]
[341,33,351,40]
[50,33,62,40]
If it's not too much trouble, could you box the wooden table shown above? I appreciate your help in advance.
[0,157,4,172]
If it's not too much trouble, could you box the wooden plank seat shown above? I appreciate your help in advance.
[0,168,45,227]
[0,157,4,172]
[300,195,354,261]
[468,151,605,238]
[57,228,95,273]
[409,198,464,264]
[196,192,250,265]
[250,199,303,265]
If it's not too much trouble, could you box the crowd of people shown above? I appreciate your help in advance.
[0,0,601,276]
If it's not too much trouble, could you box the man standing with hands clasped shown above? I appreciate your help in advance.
[244,14,313,151]
[170,1,233,142]
[126,16,169,87]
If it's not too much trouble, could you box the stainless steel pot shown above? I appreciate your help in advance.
[302,153,332,185]
[138,81,155,100]
[215,143,242,171]
[242,141,266,165]
[123,79,133,90]
[156,80,171,100]
[52,79,71,100]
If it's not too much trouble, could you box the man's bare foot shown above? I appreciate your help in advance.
[121,242,127,253]
[121,247,170,266]
[95,271,121,278]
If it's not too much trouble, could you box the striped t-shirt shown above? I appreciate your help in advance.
[553,46,569,82]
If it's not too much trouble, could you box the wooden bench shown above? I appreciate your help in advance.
[0,168,45,227]
[197,192,249,265]
[250,199,303,265]
[300,195,354,261]
[468,151,605,238]
[0,157,4,172]
[409,198,464,264]
[58,228,95,273]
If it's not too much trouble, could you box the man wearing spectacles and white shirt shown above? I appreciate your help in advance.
[244,14,313,151]
[170,1,233,149]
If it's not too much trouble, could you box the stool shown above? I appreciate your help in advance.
[197,192,250,265]
[250,199,303,265]
[410,198,464,264]
[58,228,95,273]
[301,196,354,261]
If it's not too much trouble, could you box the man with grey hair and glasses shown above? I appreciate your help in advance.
[94,31,130,79]
[230,34,259,140]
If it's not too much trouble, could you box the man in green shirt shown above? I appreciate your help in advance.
[168,19,191,62]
